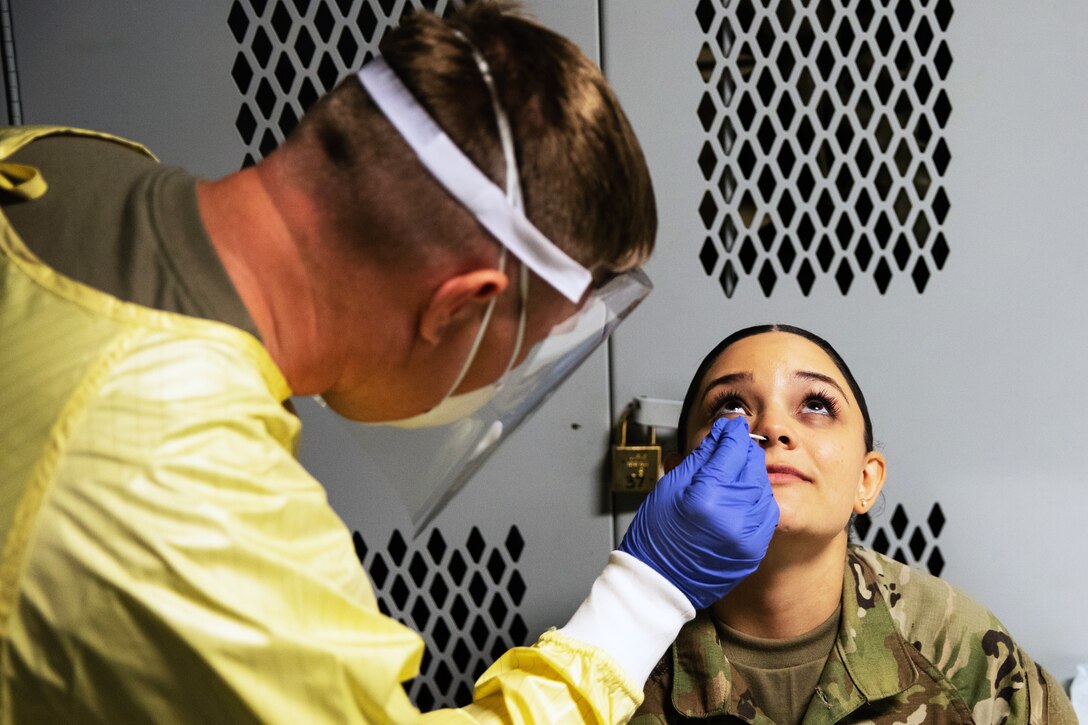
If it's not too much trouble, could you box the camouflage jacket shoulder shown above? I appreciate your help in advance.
[632,545,1076,724]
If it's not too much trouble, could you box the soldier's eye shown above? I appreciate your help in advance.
[801,389,840,418]
[708,390,749,420]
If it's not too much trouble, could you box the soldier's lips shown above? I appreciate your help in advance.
[765,464,809,484]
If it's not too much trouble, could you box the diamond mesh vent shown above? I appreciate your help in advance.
[854,502,945,575]
[229,0,457,168]
[354,526,530,710]
[695,0,953,297]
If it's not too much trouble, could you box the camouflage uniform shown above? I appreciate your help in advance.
[633,546,1077,724]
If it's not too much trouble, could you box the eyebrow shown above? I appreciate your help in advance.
[700,372,752,405]
[700,370,851,407]
[795,371,851,406]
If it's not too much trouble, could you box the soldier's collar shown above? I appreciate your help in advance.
[833,547,921,702]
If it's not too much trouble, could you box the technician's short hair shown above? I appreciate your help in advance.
[293,0,656,281]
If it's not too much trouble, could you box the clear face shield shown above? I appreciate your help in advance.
[335,48,651,532]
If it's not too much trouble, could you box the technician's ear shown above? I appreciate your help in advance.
[419,269,509,345]
[854,450,887,514]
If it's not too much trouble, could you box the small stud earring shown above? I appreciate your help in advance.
[859,497,869,507]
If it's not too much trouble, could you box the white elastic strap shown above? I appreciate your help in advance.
[460,32,527,375]
[504,262,529,376]
[444,247,507,399]
[454,30,522,208]
[358,57,592,303]
[559,551,695,687]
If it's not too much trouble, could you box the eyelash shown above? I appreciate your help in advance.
[707,389,749,419]
[707,388,842,420]
[803,389,841,418]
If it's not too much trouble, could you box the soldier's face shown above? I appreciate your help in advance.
[686,332,885,541]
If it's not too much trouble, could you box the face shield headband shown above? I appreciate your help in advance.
[357,55,592,304]
[336,44,651,533]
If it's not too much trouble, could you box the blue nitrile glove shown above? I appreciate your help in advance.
[619,416,779,609]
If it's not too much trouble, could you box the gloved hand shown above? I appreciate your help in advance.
[619,416,779,609]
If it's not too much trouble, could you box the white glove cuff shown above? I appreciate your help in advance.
[558,551,695,687]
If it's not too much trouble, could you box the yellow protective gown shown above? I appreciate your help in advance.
[0,127,641,724]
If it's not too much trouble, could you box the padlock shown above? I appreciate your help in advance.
[610,406,663,493]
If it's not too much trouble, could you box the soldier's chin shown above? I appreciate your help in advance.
[763,505,840,541]
[770,500,800,533]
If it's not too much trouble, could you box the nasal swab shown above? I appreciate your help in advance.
[749,433,767,442]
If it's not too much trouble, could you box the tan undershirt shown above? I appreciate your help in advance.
[2,134,259,339]
[715,606,841,725]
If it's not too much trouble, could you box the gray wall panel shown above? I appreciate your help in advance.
[531,0,598,62]
[0,0,11,127]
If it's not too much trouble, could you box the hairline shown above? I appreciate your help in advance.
[679,324,874,452]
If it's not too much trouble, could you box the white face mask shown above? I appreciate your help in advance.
[382,251,528,430]
[382,378,502,429]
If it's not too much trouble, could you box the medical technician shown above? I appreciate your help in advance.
[0,3,778,722]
